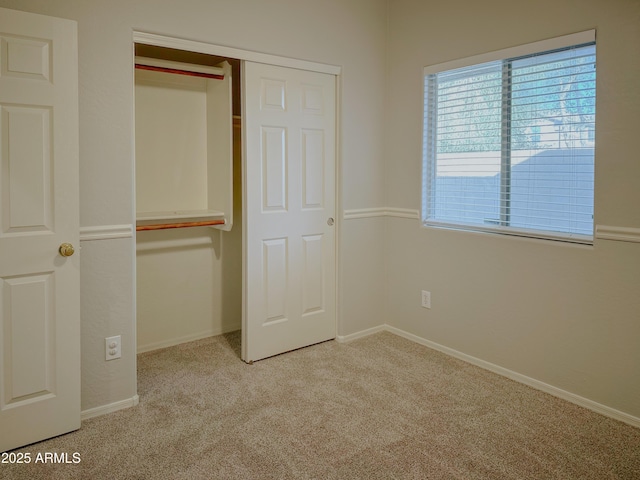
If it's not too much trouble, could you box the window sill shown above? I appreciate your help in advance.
[422,220,594,246]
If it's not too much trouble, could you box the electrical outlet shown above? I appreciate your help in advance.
[105,335,122,361]
[421,290,431,309]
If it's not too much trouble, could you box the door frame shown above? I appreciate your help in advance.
[131,31,342,359]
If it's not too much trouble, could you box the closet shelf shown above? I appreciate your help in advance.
[136,210,225,231]
[134,56,225,80]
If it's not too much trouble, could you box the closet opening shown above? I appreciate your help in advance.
[133,43,243,357]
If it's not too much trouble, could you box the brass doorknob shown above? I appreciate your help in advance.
[59,243,75,257]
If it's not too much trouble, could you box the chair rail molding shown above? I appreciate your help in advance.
[80,224,134,241]
[595,225,640,243]
[343,207,419,220]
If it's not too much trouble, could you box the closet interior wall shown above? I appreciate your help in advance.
[134,45,242,353]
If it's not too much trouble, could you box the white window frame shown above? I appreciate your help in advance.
[421,30,596,244]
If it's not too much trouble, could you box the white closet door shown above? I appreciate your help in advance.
[243,62,336,362]
[0,7,80,452]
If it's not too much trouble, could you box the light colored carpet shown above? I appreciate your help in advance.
[4,331,640,479]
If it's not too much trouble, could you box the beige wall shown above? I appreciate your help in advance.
[385,0,640,418]
[136,227,242,353]
[0,0,388,412]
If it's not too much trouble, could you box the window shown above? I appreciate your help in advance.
[422,32,596,243]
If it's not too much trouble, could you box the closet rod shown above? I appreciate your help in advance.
[136,219,225,231]
[134,56,225,80]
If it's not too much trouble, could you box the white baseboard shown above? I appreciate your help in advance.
[81,395,139,421]
[344,324,640,429]
[336,325,386,343]
[137,325,240,354]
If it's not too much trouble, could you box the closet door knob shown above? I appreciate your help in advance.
[59,243,75,257]
[327,217,334,226]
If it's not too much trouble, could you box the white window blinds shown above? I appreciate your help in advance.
[423,33,596,243]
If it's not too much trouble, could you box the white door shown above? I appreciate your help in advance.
[0,8,79,452]
[243,62,336,362]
